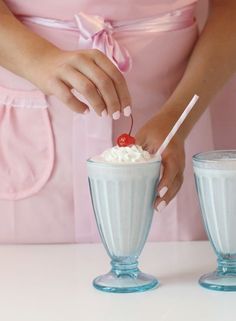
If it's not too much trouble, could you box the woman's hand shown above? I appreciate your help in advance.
[0,5,132,118]
[28,47,132,118]
[135,110,185,212]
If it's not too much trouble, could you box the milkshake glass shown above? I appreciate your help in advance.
[87,152,161,293]
[193,150,236,291]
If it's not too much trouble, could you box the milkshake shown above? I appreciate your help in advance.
[193,150,236,291]
[87,145,161,293]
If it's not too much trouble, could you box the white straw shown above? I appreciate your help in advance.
[156,94,199,157]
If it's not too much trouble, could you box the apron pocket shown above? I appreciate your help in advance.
[0,85,54,200]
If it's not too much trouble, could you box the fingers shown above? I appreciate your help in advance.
[50,49,132,117]
[93,50,132,115]
[52,79,89,113]
[153,154,184,212]
[59,65,106,116]
[157,156,179,196]
[154,173,183,212]
[71,50,132,118]
[78,61,121,118]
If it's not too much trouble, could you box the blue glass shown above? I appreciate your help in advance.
[193,150,236,291]
[87,159,161,293]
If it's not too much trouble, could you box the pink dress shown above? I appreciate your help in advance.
[0,0,233,243]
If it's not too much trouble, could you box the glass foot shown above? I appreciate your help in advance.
[93,269,159,293]
[199,271,236,291]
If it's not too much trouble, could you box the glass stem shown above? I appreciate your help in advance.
[111,259,139,277]
[217,257,236,274]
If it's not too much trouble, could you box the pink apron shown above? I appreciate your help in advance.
[0,0,219,243]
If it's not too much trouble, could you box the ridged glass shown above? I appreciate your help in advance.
[193,150,236,291]
[87,158,161,293]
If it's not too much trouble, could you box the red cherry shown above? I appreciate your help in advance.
[117,133,136,147]
[126,135,136,145]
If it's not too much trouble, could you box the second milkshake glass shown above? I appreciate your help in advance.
[193,150,236,291]
[87,158,161,293]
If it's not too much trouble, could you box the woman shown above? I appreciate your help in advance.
[0,0,235,243]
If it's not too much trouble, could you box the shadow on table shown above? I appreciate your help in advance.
[155,263,215,286]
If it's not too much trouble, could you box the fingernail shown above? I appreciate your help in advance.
[123,105,132,117]
[101,109,108,117]
[156,200,167,212]
[83,109,90,115]
[112,111,120,120]
[159,186,168,198]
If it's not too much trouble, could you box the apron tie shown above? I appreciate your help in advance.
[74,12,131,72]
[19,3,196,73]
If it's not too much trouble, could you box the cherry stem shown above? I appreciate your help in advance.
[128,114,134,136]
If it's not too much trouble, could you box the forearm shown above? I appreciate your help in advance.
[0,1,59,82]
[163,0,236,139]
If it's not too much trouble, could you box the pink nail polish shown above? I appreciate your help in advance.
[123,106,132,117]
[156,200,167,212]
[112,111,120,120]
[159,186,168,198]
[83,109,90,115]
[101,109,108,117]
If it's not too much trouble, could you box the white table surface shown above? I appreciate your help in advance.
[0,241,235,321]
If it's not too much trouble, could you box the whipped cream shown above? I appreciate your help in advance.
[92,145,160,163]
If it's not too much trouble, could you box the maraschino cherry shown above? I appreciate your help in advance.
[117,114,136,147]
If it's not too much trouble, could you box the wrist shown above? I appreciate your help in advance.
[23,43,62,91]
[159,94,203,140]
[155,105,189,142]
[0,13,58,82]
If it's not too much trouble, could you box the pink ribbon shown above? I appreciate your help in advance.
[74,13,131,72]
